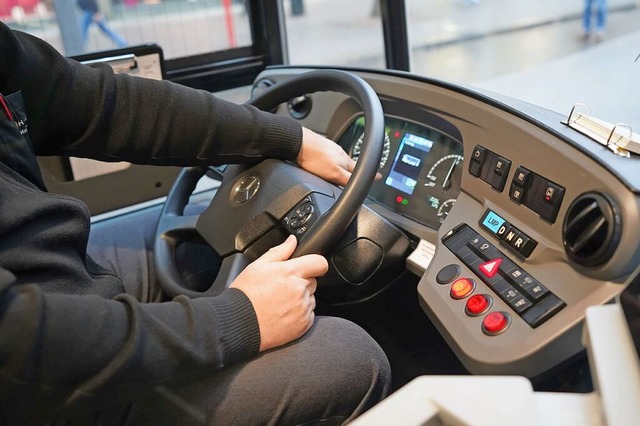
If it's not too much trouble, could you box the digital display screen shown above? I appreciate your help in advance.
[481,210,506,234]
[385,133,433,195]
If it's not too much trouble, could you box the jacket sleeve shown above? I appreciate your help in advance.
[0,23,302,166]
[0,268,260,407]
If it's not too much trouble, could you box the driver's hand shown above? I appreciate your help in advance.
[296,127,356,187]
[230,235,328,352]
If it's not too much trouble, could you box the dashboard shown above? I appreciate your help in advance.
[251,66,640,379]
[336,115,463,230]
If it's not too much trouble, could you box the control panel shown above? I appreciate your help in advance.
[469,145,565,223]
[442,223,565,328]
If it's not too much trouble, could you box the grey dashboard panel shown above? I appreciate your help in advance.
[253,66,640,377]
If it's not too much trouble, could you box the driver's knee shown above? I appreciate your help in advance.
[204,316,390,425]
[101,317,390,425]
[282,316,392,422]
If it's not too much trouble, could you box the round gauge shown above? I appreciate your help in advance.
[425,154,464,191]
[351,132,391,169]
[437,199,456,222]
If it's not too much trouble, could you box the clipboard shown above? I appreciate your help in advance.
[562,103,639,158]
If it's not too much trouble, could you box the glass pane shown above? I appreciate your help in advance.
[284,0,386,69]
[2,0,252,59]
[406,0,639,124]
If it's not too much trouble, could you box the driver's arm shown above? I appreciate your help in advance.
[1,24,302,166]
[1,24,353,187]
[0,236,324,411]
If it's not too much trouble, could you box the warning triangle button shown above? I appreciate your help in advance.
[479,258,502,278]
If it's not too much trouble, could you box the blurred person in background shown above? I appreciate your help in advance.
[77,0,127,50]
[580,0,607,41]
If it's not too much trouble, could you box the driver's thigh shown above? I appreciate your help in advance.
[128,316,391,426]
[87,202,209,303]
[87,206,162,302]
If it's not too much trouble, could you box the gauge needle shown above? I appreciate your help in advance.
[442,158,459,190]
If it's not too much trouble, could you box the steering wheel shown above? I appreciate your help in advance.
[154,70,384,298]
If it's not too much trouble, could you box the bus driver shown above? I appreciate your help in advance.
[0,22,390,425]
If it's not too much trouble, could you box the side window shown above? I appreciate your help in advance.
[4,0,252,58]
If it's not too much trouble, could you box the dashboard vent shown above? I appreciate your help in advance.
[563,192,621,267]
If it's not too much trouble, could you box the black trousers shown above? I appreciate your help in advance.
[86,201,391,425]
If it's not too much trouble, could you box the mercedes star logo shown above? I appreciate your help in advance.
[234,176,260,204]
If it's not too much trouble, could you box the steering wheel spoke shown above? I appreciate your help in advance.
[157,214,200,241]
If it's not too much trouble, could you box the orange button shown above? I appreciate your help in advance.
[482,311,511,335]
[450,278,475,299]
[465,294,491,316]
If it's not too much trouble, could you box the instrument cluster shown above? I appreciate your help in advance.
[337,115,464,230]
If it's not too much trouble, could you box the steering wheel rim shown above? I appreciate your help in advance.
[154,69,384,298]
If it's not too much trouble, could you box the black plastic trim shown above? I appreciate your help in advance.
[380,0,411,71]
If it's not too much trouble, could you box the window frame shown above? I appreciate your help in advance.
[163,0,288,92]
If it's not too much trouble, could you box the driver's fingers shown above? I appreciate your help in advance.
[344,155,356,173]
[307,277,318,296]
[287,254,329,278]
[259,235,297,263]
[340,152,383,182]
[333,167,352,187]
[309,293,316,312]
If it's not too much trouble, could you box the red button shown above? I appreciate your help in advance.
[450,278,475,299]
[479,258,502,278]
[465,294,491,316]
[482,311,510,335]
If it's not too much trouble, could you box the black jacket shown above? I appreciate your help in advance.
[0,22,302,423]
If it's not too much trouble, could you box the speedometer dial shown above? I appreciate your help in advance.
[425,154,464,191]
[351,132,391,169]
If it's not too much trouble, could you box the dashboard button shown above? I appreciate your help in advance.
[502,227,521,245]
[496,223,511,239]
[513,166,531,186]
[450,278,476,299]
[479,258,502,278]
[509,183,524,203]
[469,160,482,177]
[436,264,461,284]
[508,232,529,252]
[512,233,537,258]
[510,295,533,313]
[465,294,492,316]
[471,145,487,163]
[529,178,565,223]
[489,157,511,192]
[519,278,549,300]
[468,235,489,250]
[506,266,526,281]
[494,157,509,175]
[543,184,560,204]
[482,311,511,335]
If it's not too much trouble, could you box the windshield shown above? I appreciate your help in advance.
[283,0,638,126]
